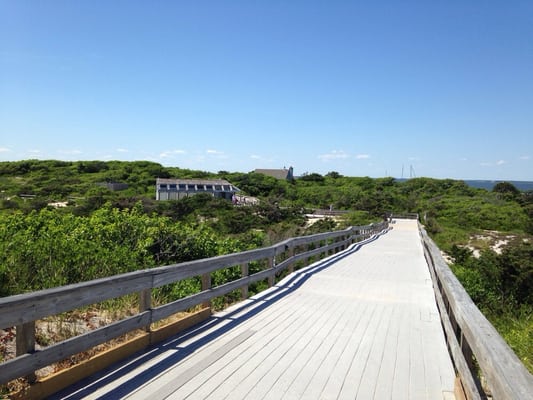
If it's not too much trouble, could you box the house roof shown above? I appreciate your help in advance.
[254,168,293,180]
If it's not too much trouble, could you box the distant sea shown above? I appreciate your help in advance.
[395,178,533,192]
[463,180,533,192]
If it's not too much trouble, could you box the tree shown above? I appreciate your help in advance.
[325,171,342,179]
[498,242,533,306]
[299,173,325,183]
[493,181,520,201]
[230,173,285,197]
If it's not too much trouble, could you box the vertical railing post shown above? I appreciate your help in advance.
[202,273,212,308]
[139,289,152,332]
[288,245,295,274]
[241,263,249,299]
[16,322,36,383]
[268,256,275,287]
[461,334,475,374]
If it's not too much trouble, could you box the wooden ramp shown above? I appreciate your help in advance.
[51,219,456,400]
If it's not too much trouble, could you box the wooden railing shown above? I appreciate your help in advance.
[390,212,419,220]
[420,225,533,400]
[0,221,387,386]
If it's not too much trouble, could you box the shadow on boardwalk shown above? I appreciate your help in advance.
[52,230,390,400]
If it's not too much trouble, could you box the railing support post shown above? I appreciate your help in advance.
[460,334,475,375]
[202,273,212,308]
[288,247,295,274]
[241,263,249,299]
[139,289,152,332]
[268,257,275,287]
[16,322,36,383]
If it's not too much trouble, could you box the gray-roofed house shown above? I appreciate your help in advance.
[155,178,240,201]
[254,166,294,181]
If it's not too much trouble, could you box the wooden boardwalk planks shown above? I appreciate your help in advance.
[51,219,456,400]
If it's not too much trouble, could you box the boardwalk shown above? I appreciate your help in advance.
[52,219,456,400]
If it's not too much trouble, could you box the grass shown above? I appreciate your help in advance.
[489,306,533,373]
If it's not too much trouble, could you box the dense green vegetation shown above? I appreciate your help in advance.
[1,159,532,371]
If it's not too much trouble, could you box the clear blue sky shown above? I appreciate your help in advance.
[1,1,532,180]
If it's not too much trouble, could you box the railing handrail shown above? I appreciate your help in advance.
[0,221,387,386]
[390,212,419,220]
[419,224,533,399]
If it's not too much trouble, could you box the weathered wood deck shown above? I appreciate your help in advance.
[52,219,456,399]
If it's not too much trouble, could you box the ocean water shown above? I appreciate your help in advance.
[395,178,533,192]
[463,180,533,192]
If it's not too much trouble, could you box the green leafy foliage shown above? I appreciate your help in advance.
[491,306,533,372]
[493,181,521,202]
[450,240,533,371]
[0,202,248,296]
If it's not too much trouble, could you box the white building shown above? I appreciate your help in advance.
[155,178,240,201]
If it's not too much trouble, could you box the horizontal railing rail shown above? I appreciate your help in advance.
[307,209,350,216]
[0,221,388,386]
[390,212,419,220]
[420,225,533,400]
